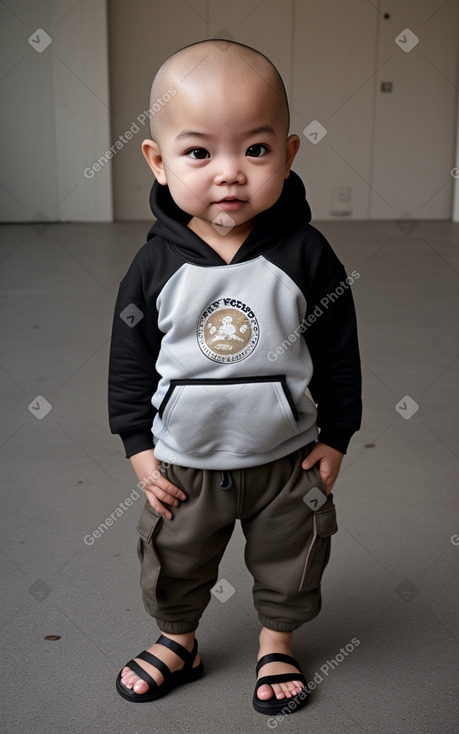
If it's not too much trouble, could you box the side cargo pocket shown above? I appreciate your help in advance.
[298,499,338,593]
[136,501,163,605]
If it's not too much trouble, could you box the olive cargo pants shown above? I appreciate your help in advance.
[136,446,338,634]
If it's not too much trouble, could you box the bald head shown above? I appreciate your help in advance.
[148,40,290,141]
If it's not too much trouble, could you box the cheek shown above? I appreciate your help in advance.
[166,163,204,191]
[166,173,207,212]
[251,171,284,206]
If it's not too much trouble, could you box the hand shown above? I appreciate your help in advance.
[129,449,186,520]
[302,442,344,495]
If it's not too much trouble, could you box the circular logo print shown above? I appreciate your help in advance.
[197,298,259,363]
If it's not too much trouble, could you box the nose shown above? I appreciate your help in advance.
[214,158,246,185]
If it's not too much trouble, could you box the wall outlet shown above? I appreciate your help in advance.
[331,186,352,216]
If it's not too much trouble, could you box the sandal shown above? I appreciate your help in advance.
[252,653,310,715]
[116,634,203,703]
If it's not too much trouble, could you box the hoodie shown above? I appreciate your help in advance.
[108,172,362,469]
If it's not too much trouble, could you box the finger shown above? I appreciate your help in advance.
[148,484,182,507]
[144,477,187,504]
[144,489,173,520]
[147,476,186,502]
[163,479,187,501]
[150,473,187,502]
[302,447,322,470]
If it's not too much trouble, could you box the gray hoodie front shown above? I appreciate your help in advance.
[108,172,362,469]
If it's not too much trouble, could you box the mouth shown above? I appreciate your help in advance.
[216,196,244,202]
[215,197,247,211]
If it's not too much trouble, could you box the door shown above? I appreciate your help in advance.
[370,0,458,219]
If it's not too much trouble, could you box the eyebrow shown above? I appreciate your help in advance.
[175,125,276,141]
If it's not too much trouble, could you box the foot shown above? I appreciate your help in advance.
[120,632,201,694]
[256,627,305,701]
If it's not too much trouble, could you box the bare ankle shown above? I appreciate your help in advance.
[259,627,293,650]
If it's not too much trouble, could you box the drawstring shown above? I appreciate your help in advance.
[219,470,233,491]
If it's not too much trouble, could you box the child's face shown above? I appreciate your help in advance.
[143,72,299,239]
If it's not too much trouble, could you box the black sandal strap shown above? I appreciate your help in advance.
[136,650,171,680]
[156,634,198,667]
[256,652,301,675]
[124,658,158,690]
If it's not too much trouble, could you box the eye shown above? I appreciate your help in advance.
[246,144,268,158]
[187,148,210,160]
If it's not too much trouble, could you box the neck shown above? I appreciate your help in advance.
[187,217,256,264]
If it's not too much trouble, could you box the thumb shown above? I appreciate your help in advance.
[302,446,321,470]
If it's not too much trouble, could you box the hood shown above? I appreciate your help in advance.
[146,171,312,264]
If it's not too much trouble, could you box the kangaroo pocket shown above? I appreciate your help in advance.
[155,375,299,457]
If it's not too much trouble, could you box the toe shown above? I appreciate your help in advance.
[133,678,149,694]
[284,680,306,698]
[120,667,136,689]
[120,666,150,694]
[279,681,297,698]
[270,683,286,699]
[257,683,275,701]
[277,682,292,698]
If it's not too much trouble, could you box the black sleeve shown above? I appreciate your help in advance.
[267,225,362,454]
[302,232,362,454]
[108,256,162,458]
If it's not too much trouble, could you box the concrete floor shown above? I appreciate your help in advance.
[1,219,458,733]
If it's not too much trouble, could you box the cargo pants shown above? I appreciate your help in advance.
[136,444,338,634]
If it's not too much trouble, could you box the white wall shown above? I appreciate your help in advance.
[0,0,112,222]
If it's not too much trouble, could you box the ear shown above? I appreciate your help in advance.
[284,134,300,178]
[142,139,167,185]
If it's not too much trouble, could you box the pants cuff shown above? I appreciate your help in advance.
[156,617,200,635]
[257,612,317,632]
